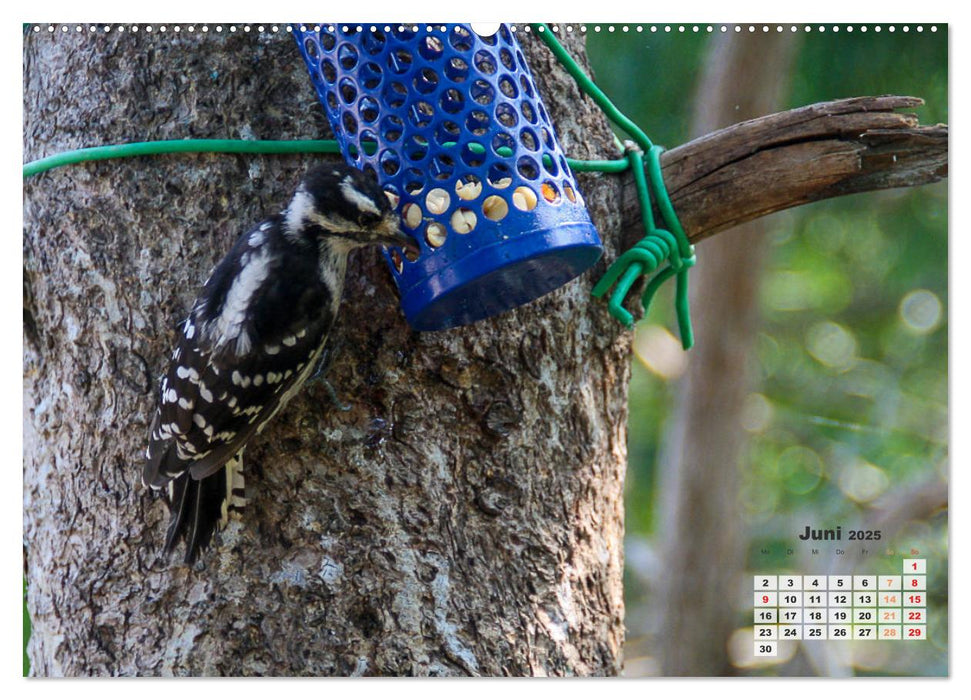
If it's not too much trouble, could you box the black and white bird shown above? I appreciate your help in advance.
[143,164,417,564]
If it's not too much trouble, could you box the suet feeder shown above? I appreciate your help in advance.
[295,23,603,331]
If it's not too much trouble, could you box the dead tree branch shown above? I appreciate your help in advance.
[623,96,947,244]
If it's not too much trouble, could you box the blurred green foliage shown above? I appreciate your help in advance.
[587,25,947,675]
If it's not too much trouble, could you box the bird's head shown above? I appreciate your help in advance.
[285,165,418,256]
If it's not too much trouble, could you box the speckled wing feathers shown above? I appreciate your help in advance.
[143,217,334,488]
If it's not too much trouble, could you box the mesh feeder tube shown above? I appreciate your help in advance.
[295,23,603,331]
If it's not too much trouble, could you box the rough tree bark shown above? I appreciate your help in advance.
[23,28,627,676]
[22,27,948,677]
[655,30,799,676]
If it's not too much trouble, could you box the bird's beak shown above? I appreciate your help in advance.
[376,214,420,257]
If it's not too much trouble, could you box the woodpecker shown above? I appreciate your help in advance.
[143,164,417,564]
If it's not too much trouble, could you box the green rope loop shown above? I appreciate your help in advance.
[532,23,695,349]
[646,145,691,259]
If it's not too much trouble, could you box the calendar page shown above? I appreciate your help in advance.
[750,547,945,673]
[22,18,948,678]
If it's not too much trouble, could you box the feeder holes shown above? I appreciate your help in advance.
[445,57,469,82]
[512,186,538,211]
[521,101,537,124]
[473,50,497,75]
[418,35,444,60]
[541,182,561,204]
[496,103,518,127]
[403,168,423,195]
[320,59,337,83]
[517,156,540,180]
[455,177,482,201]
[425,222,447,248]
[435,120,462,146]
[425,188,450,215]
[402,203,422,229]
[483,195,509,221]
[451,208,477,234]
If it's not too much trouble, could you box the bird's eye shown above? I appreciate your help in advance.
[358,210,381,228]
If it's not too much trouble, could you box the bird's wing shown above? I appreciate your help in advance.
[143,313,327,487]
[143,215,339,489]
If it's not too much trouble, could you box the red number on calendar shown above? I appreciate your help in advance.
[762,595,769,604]
[910,578,919,587]
[909,611,922,621]
[909,594,923,604]
[908,628,922,637]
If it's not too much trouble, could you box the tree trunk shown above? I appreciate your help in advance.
[655,30,799,676]
[23,27,629,676]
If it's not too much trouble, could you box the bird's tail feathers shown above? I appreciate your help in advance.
[163,453,247,564]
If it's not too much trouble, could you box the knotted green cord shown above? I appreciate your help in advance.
[532,23,695,349]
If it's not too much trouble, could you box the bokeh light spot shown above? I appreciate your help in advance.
[899,289,942,334]
[838,459,889,503]
[806,321,858,371]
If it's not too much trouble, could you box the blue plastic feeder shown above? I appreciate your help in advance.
[294,23,603,331]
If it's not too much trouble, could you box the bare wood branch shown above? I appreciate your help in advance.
[620,96,948,244]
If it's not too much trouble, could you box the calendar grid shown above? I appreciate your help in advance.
[753,559,926,657]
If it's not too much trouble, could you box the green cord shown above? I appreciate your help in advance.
[22,139,344,178]
[645,145,691,259]
[531,24,655,154]
[532,23,695,349]
[22,138,630,178]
